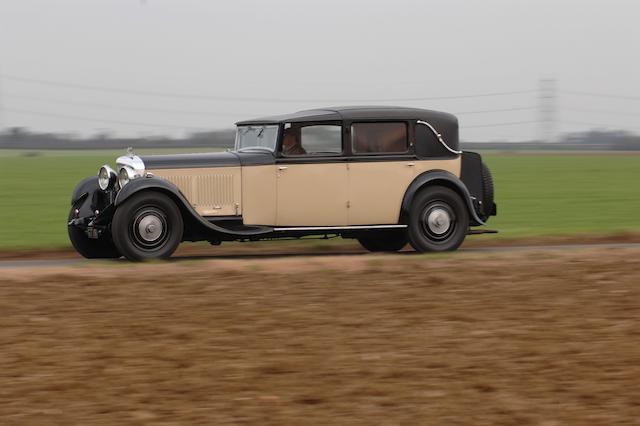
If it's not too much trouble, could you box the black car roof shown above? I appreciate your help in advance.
[235,106,457,126]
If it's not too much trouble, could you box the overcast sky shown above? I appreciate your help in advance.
[0,0,638,141]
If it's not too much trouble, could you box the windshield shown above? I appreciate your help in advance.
[235,125,279,152]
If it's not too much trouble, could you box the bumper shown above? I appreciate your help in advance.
[68,203,115,239]
[487,202,497,217]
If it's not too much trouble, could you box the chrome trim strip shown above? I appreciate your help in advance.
[416,120,462,155]
[274,225,408,231]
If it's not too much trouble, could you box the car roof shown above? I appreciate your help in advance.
[235,106,457,126]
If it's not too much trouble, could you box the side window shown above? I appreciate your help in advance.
[351,122,408,154]
[282,124,342,156]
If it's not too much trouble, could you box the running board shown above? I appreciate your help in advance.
[273,225,408,232]
[468,229,499,235]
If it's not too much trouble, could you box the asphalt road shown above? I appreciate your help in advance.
[1,242,639,270]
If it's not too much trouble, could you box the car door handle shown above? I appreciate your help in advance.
[278,166,288,171]
[406,162,415,167]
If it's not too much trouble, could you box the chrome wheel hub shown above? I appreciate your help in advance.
[130,206,170,251]
[426,208,452,235]
[137,214,164,242]
[420,202,456,242]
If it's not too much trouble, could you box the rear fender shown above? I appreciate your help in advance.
[400,170,485,226]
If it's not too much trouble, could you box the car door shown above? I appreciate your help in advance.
[347,121,416,225]
[276,123,348,226]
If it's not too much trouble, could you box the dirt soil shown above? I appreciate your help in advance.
[1,247,639,425]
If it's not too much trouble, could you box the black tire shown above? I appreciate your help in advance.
[67,208,121,259]
[407,186,469,252]
[111,191,183,261]
[357,230,408,252]
[481,162,494,217]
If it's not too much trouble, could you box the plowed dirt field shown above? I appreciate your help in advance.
[1,247,639,425]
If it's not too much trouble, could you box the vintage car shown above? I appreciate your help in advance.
[68,106,496,260]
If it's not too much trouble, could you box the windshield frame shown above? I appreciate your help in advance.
[234,124,280,153]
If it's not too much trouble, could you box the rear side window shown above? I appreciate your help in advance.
[301,125,342,154]
[282,124,342,156]
[351,122,408,154]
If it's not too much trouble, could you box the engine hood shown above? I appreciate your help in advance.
[141,151,275,169]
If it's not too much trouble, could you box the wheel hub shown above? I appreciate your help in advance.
[426,208,452,235]
[137,214,164,242]
[130,207,170,251]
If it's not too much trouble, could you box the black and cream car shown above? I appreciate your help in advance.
[68,106,496,260]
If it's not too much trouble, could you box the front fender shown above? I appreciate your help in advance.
[114,176,185,208]
[400,170,485,226]
[71,176,97,206]
[114,177,272,238]
[70,175,105,220]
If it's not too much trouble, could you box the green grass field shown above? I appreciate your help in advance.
[0,150,638,249]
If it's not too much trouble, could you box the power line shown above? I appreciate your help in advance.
[454,106,536,115]
[563,106,640,118]
[6,105,541,131]
[372,90,536,102]
[1,104,543,132]
[10,74,636,133]
[2,74,257,102]
[1,107,210,131]
[560,119,640,130]
[4,107,639,134]
[462,120,540,129]
[2,96,543,131]
[1,74,535,103]
[2,92,251,117]
[561,90,640,101]
[5,91,539,118]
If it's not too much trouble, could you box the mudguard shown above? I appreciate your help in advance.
[71,176,97,206]
[114,177,273,238]
[400,170,486,226]
[70,176,107,220]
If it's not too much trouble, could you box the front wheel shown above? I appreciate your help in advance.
[112,191,183,261]
[408,186,469,252]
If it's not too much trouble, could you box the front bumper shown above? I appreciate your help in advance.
[68,203,115,239]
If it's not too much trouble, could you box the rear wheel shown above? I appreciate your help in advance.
[408,186,469,252]
[357,230,408,252]
[67,207,120,259]
[112,191,183,261]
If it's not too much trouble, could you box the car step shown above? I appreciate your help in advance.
[468,229,499,235]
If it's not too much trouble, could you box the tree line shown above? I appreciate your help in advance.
[1,127,639,151]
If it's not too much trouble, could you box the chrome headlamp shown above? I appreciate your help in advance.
[97,165,118,191]
[118,166,136,188]
[116,151,146,188]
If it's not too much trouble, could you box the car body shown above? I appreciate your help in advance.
[68,106,496,260]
